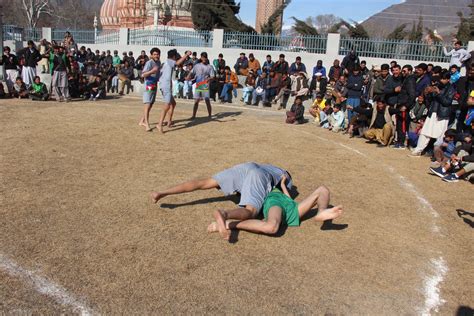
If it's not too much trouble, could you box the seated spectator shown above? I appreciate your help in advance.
[333,75,348,105]
[309,93,326,123]
[312,60,326,78]
[242,71,256,105]
[13,77,28,99]
[328,104,345,132]
[252,72,268,106]
[351,98,404,146]
[28,76,49,101]
[213,53,225,72]
[88,75,106,101]
[118,60,134,95]
[310,72,327,100]
[135,50,149,74]
[248,53,261,74]
[325,77,336,106]
[272,54,289,77]
[0,82,6,98]
[220,66,238,103]
[265,70,281,105]
[286,97,306,124]
[262,55,274,75]
[408,118,425,149]
[234,53,249,76]
[432,129,458,167]
[328,59,342,81]
[350,101,372,137]
[319,106,333,128]
[289,56,306,78]
[291,71,310,97]
[430,132,473,182]
[103,64,117,93]
[273,72,292,110]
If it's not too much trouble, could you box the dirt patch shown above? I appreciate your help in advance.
[0,97,472,314]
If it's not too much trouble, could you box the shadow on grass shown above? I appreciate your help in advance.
[456,209,474,229]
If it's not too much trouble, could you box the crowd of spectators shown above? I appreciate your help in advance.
[0,34,473,183]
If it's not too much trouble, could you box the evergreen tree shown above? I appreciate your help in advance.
[408,15,423,42]
[291,16,319,36]
[387,23,407,40]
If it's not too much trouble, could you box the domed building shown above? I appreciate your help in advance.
[100,0,194,29]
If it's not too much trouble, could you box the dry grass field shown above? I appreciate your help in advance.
[0,96,473,314]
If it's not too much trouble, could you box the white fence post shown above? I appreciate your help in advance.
[119,28,129,46]
[213,29,224,51]
[326,33,341,58]
[42,27,52,42]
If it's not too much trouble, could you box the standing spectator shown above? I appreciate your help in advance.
[394,64,417,149]
[328,59,342,82]
[118,60,134,95]
[139,47,161,132]
[189,52,215,119]
[456,63,474,133]
[443,40,471,68]
[234,53,249,76]
[312,60,326,78]
[18,40,41,88]
[262,55,274,75]
[373,64,390,101]
[346,66,364,124]
[341,50,360,74]
[173,64,186,98]
[0,46,19,96]
[410,71,456,156]
[28,76,49,101]
[384,64,403,107]
[50,45,71,102]
[38,39,50,73]
[414,63,431,97]
[248,53,261,74]
[183,63,194,99]
[449,65,461,84]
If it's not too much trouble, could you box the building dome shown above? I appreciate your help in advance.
[117,0,147,28]
[100,0,120,29]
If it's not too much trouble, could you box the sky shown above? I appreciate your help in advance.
[237,0,404,29]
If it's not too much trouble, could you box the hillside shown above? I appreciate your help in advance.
[361,0,471,39]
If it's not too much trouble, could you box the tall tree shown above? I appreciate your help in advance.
[386,23,407,40]
[21,0,53,28]
[456,11,470,43]
[408,15,423,42]
[191,0,255,33]
[291,16,318,36]
[260,0,291,34]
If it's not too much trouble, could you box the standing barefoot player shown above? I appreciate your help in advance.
[157,49,192,133]
[139,48,161,132]
[188,52,215,119]
[209,176,343,240]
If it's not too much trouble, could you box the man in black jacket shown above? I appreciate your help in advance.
[18,40,41,88]
[393,65,417,149]
[0,46,19,96]
[456,62,474,133]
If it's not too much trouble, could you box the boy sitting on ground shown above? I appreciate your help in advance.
[431,129,457,167]
[208,176,343,239]
[13,77,28,99]
[29,76,49,101]
[430,132,473,182]
[309,93,326,123]
[328,104,345,132]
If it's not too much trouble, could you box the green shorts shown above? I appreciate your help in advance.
[262,189,300,227]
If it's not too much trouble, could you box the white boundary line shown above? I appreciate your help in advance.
[0,254,94,315]
[298,129,448,314]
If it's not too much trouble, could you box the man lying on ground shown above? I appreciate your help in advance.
[151,162,292,223]
[208,176,343,240]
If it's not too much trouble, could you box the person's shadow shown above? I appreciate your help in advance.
[456,305,473,316]
[155,111,243,133]
[160,194,241,209]
[456,209,474,228]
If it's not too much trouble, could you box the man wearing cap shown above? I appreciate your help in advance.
[188,52,215,119]
[310,72,327,101]
[157,49,192,133]
[291,71,309,97]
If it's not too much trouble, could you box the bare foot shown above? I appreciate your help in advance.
[150,191,164,204]
[167,121,174,128]
[139,120,147,127]
[314,205,343,222]
[213,210,230,240]
[207,220,231,233]
[158,127,164,134]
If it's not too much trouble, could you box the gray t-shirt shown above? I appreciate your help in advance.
[159,59,176,91]
[143,59,161,85]
[212,162,290,212]
[190,62,215,84]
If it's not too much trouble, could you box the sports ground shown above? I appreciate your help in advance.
[0,97,472,314]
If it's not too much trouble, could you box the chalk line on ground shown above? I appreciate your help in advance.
[0,253,94,315]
